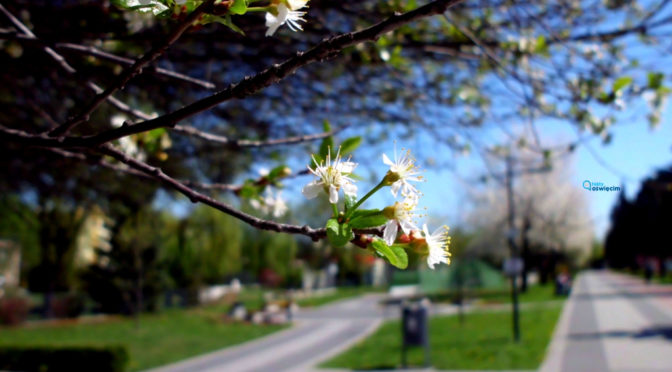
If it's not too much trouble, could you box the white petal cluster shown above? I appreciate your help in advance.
[265,0,308,36]
[382,148,423,198]
[383,197,420,245]
[110,115,146,161]
[422,224,451,269]
[128,0,169,16]
[250,189,288,218]
[302,151,357,204]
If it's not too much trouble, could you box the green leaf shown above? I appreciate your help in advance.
[322,119,332,132]
[326,219,353,247]
[349,209,387,229]
[534,35,548,55]
[648,72,664,90]
[597,92,615,104]
[268,165,289,181]
[145,128,166,142]
[339,136,362,155]
[238,180,259,198]
[371,239,408,269]
[229,0,247,15]
[612,76,632,92]
[212,15,245,35]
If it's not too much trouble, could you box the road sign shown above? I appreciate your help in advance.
[503,258,523,276]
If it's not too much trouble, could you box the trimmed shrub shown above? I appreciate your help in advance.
[0,345,128,372]
[50,292,85,318]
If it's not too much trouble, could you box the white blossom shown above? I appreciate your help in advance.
[302,150,357,204]
[265,1,308,37]
[250,189,288,218]
[382,147,423,198]
[382,196,420,245]
[422,224,451,269]
[110,115,145,161]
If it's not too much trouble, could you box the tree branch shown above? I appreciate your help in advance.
[49,0,216,137]
[96,144,381,240]
[22,0,464,149]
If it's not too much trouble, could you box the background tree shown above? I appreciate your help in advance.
[466,149,593,288]
[81,206,165,315]
[605,165,672,274]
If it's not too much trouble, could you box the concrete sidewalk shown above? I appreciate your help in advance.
[540,270,672,372]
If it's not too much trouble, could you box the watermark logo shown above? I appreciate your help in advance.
[582,180,621,192]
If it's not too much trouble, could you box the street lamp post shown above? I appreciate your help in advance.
[505,154,521,343]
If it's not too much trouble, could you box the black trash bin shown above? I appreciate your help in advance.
[401,300,430,368]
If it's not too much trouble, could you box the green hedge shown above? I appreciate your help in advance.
[0,345,128,372]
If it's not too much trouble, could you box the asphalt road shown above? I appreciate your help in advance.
[147,294,390,372]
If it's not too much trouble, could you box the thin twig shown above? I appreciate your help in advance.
[0,30,215,89]
[49,0,216,137]
[183,169,311,193]
[0,4,153,124]
[172,124,349,148]
[57,43,216,89]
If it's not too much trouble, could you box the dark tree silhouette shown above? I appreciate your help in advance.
[605,166,672,273]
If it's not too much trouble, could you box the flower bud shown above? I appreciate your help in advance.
[382,205,396,219]
[382,170,401,186]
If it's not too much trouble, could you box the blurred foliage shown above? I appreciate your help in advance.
[81,207,165,314]
[161,205,243,303]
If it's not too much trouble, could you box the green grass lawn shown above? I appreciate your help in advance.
[0,305,285,371]
[424,282,562,306]
[478,283,561,304]
[322,304,562,370]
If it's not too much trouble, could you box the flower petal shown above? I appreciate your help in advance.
[287,0,308,10]
[342,182,357,198]
[329,184,339,204]
[265,5,289,36]
[383,220,398,246]
[390,181,401,197]
[426,255,437,270]
[339,161,357,174]
[382,153,394,166]
[400,219,417,235]
[302,181,322,199]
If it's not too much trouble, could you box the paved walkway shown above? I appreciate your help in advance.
[147,294,392,372]
[541,270,672,372]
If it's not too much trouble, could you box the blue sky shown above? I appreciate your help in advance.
[413,107,672,240]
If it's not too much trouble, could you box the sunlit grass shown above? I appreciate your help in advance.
[322,304,562,370]
[0,306,284,371]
